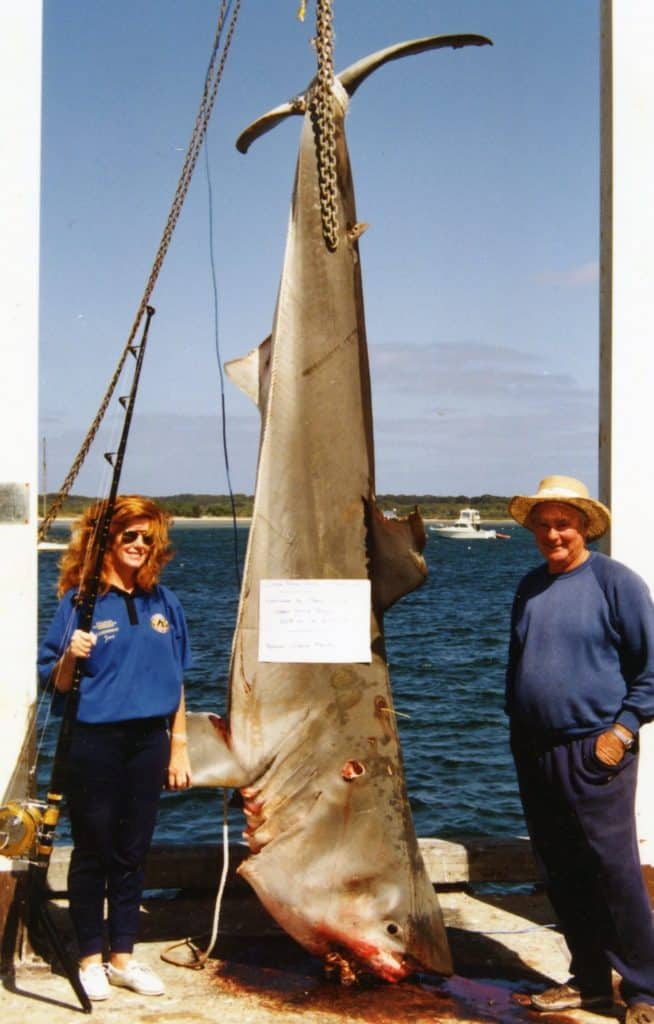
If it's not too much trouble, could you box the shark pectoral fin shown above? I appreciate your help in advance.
[367,502,428,612]
[185,711,251,787]
[225,336,272,411]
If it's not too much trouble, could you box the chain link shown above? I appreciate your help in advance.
[310,0,339,252]
[39,1,242,541]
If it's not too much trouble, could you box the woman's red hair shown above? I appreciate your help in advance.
[57,495,174,598]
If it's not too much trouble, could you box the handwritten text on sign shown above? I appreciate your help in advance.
[258,579,371,663]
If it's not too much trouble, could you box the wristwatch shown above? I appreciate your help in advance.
[611,725,635,750]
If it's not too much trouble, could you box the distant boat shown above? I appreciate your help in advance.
[38,539,68,552]
[430,507,509,541]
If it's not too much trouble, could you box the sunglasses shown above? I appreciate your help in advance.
[119,529,154,547]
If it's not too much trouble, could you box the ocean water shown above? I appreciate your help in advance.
[36,521,539,846]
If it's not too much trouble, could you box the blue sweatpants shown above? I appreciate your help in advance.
[66,717,169,958]
[511,732,654,1006]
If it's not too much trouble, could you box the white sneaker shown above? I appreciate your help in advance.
[79,962,110,1001]
[106,960,165,996]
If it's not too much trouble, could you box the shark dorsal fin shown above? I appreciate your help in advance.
[225,336,272,411]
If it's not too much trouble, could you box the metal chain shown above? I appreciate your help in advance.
[310,0,339,251]
[39,0,242,540]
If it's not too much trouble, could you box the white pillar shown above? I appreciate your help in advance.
[600,0,654,865]
[0,4,41,811]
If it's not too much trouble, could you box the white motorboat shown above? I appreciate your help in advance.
[430,507,504,540]
[37,538,68,552]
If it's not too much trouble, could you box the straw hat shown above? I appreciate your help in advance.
[508,475,611,541]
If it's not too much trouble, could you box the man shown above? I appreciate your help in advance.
[506,475,654,1023]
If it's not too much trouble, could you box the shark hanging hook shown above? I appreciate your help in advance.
[187,32,492,983]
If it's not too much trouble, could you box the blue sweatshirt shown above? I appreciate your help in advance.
[505,552,654,742]
[38,584,193,724]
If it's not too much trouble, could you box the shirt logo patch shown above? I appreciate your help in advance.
[94,618,119,643]
[150,613,170,634]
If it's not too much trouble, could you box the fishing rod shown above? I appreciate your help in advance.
[0,305,156,1014]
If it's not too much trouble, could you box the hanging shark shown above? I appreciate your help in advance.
[187,33,491,983]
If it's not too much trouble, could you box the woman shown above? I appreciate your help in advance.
[38,495,192,1001]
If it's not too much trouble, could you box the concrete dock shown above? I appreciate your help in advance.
[1,838,645,1024]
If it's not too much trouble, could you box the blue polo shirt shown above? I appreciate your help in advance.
[38,584,193,724]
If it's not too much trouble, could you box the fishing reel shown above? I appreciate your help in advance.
[0,799,47,860]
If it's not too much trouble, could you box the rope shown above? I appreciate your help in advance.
[204,141,242,590]
[39,0,242,540]
[160,789,231,969]
[158,148,240,964]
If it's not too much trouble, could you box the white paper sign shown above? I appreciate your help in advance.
[258,579,371,663]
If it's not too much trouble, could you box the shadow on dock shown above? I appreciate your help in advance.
[2,839,633,1023]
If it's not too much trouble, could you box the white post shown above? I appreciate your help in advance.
[0,5,41,805]
[600,0,654,865]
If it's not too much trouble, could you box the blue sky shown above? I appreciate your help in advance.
[40,1,600,498]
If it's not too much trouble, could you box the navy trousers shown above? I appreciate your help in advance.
[66,718,169,958]
[512,732,654,1005]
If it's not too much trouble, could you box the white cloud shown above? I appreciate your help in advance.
[532,261,599,287]
[368,341,597,494]
[41,341,597,499]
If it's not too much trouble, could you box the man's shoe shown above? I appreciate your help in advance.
[106,960,165,996]
[626,1004,654,1024]
[78,962,110,1001]
[530,982,613,1012]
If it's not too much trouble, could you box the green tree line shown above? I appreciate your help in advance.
[42,493,511,521]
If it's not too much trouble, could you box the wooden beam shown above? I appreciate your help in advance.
[45,836,540,895]
[418,836,538,885]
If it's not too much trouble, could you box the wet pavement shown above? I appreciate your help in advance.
[0,886,632,1023]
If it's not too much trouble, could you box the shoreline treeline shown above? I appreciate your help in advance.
[42,493,511,521]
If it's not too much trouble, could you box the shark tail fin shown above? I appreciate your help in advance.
[338,33,492,99]
[236,33,491,153]
[236,98,306,154]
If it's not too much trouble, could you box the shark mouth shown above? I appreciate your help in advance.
[317,932,418,985]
